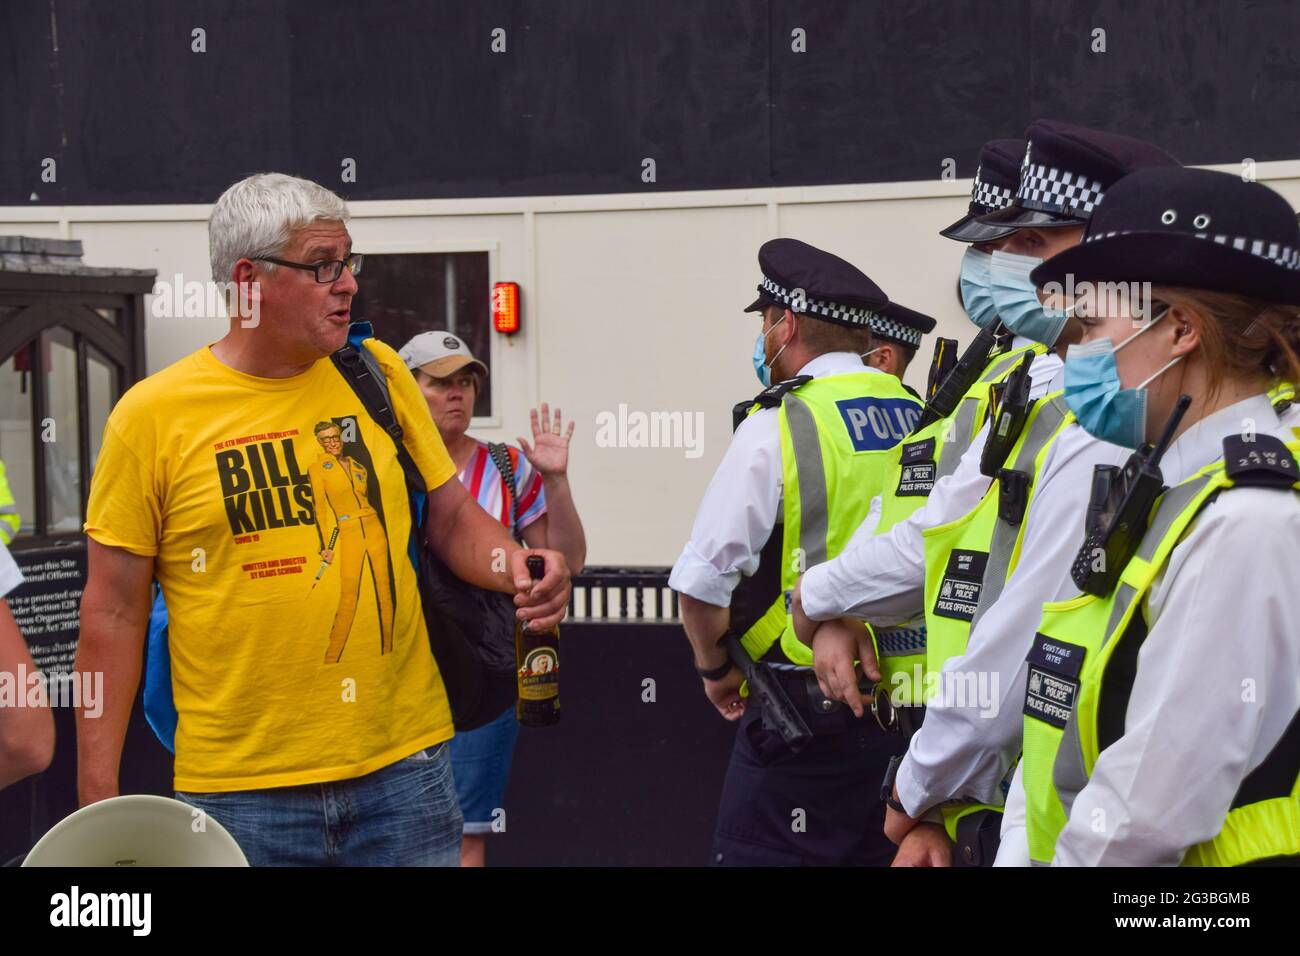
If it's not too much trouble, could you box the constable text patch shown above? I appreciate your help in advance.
[835,397,923,452]
[896,438,937,497]
[932,549,987,622]
[1023,634,1086,730]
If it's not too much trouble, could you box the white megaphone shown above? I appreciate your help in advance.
[22,794,249,867]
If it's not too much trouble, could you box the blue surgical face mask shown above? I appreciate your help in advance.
[752,314,789,387]
[989,250,1072,345]
[958,248,999,329]
[1064,308,1182,448]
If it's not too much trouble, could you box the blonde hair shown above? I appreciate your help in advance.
[1151,285,1300,400]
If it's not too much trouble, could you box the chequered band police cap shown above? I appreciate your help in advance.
[971,163,1014,212]
[1086,230,1300,271]
[867,315,923,349]
[1029,167,1300,307]
[1017,140,1106,217]
[758,276,881,327]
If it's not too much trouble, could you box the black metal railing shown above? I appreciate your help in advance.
[567,566,679,623]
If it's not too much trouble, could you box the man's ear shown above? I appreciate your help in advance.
[867,344,896,374]
[231,257,257,287]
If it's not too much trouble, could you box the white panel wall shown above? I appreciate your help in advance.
[535,205,767,569]
[3,162,1298,566]
[780,194,971,391]
[74,219,225,372]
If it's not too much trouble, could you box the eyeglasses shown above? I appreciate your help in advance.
[253,253,364,283]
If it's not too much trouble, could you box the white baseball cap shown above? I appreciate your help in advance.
[398,331,488,379]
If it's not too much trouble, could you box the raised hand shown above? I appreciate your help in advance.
[518,402,575,478]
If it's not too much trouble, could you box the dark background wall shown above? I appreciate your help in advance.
[1,622,736,866]
[1,0,1298,206]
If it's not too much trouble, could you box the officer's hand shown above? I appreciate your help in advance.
[890,822,953,867]
[510,549,571,633]
[702,667,745,721]
[884,796,925,845]
[320,549,333,563]
[811,617,879,718]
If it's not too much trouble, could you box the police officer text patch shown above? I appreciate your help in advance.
[835,397,922,452]
[1023,634,1086,730]
[932,549,987,622]
[896,438,937,497]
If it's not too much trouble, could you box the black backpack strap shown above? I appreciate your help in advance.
[731,374,812,432]
[329,339,427,494]
[487,441,522,541]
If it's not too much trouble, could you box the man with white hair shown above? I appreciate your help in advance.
[74,173,571,866]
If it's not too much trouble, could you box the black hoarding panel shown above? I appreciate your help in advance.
[2,1,1298,205]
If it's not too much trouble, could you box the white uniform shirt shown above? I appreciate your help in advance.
[800,339,1062,624]
[894,420,1130,815]
[668,352,890,607]
[997,394,1300,866]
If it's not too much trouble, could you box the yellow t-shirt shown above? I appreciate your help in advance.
[84,339,457,792]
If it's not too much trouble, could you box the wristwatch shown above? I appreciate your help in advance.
[696,658,735,681]
[880,754,907,813]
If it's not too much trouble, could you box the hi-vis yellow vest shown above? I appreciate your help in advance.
[908,392,1074,839]
[736,372,922,666]
[873,343,1047,698]
[1022,436,1300,867]
[921,392,1074,679]
[0,460,19,544]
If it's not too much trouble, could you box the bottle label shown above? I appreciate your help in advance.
[519,646,559,701]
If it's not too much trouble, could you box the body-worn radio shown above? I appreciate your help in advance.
[1071,395,1191,596]
[980,352,1035,479]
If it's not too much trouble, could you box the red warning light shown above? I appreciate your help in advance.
[493,282,520,335]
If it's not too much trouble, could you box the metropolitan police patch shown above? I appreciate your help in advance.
[896,437,937,496]
[1023,633,1086,730]
[932,549,987,622]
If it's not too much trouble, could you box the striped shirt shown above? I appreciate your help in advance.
[458,440,547,535]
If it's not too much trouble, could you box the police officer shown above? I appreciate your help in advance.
[790,121,1181,865]
[817,137,1062,738]
[1005,166,1300,866]
[669,237,933,866]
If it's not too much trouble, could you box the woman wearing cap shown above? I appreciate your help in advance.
[1003,166,1300,866]
[400,330,587,867]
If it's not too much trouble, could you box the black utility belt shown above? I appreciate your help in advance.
[755,666,907,735]
[873,696,926,737]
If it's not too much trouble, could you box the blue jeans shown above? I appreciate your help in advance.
[448,704,520,835]
[175,743,462,866]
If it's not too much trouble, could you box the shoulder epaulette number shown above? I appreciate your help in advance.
[732,374,813,432]
[754,374,813,408]
[1223,433,1299,489]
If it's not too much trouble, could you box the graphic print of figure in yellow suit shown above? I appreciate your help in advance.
[308,421,395,663]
